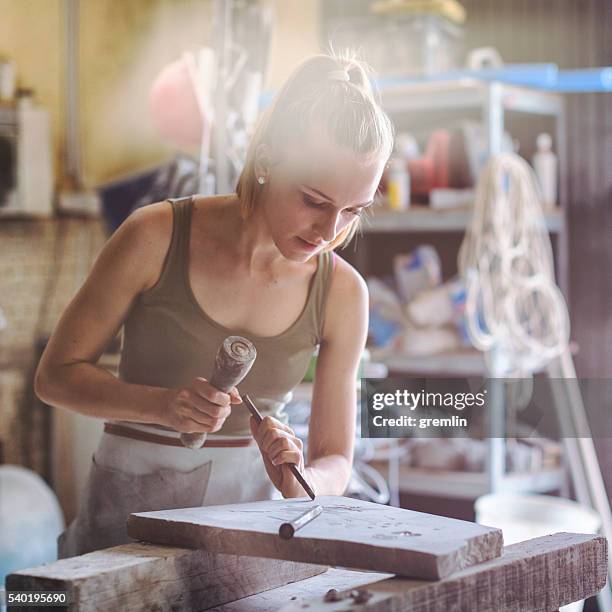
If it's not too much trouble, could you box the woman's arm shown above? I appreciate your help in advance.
[249,256,367,498]
[34,203,238,432]
[35,204,171,421]
[305,256,368,496]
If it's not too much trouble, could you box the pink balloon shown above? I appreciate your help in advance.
[149,58,206,150]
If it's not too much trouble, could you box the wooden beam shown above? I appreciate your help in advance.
[212,567,392,611]
[273,532,607,612]
[7,533,606,612]
[6,542,325,612]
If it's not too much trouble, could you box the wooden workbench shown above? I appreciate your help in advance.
[6,532,607,611]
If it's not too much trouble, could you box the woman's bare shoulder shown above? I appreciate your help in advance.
[192,193,239,208]
[126,199,173,237]
[320,253,368,350]
[192,194,240,220]
[328,254,368,300]
[125,196,238,285]
[115,200,175,291]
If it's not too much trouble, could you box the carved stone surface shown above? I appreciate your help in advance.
[127,495,503,579]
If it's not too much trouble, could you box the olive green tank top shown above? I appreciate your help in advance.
[118,196,335,436]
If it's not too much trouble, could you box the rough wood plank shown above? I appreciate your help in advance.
[273,533,607,612]
[212,568,392,611]
[127,495,503,579]
[6,542,325,612]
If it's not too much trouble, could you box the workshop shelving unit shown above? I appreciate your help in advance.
[368,77,568,295]
[363,206,565,234]
[368,463,565,500]
[356,78,569,500]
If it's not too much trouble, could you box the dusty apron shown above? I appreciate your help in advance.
[58,424,280,559]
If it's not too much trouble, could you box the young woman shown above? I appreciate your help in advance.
[35,53,394,557]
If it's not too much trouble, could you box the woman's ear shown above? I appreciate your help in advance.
[254,143,272,182]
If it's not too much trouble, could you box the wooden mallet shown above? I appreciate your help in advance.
[180,336,257,449]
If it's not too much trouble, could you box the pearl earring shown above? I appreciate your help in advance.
[257,176,266,185]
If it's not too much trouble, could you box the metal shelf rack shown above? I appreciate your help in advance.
[375,77,568,294]
[362,78,569,500]
[369,463,564,500]
[364,206,565,234]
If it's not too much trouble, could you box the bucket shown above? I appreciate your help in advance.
[475,493,601,612]
[0,465,65,612]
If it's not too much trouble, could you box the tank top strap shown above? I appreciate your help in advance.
[309,250,335,344]
[142,196,194,299]
[168,195,194,269]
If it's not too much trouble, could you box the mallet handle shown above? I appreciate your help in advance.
[180,336,256,449]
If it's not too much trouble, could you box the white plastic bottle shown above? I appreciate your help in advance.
[532,133,557,210]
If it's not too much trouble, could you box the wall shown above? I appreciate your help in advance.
[0,217,107,519]
[0,0,320,192]
[266,0,320,87]
[81,0,320,185]
[459,0,612,378]
[0,0,63,179]
[78,0,215,186]
[0,0,216,189]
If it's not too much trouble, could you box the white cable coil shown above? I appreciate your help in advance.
[458,153,570,376]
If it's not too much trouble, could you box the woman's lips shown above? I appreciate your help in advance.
[297,237,322,251]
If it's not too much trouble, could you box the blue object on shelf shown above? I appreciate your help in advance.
[259,65,612,112]
[377,64,559,89]
[542,68,612,92]
[375,65,612,93]
[369,307,403,348]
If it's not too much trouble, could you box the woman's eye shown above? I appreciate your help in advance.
[345,208,365,217]
[302,195,323,208]
[302,194,365,217]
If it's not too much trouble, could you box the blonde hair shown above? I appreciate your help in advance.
[236,52,394,251]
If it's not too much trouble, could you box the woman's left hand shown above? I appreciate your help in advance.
[249,416,310,498]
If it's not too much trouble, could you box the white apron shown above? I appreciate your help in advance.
[58,427,280,558]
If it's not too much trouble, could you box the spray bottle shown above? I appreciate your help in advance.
[532,133,557,210]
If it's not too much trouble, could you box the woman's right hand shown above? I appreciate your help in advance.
[161,378,242,433]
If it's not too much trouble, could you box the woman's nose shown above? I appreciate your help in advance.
[316,209,341,241]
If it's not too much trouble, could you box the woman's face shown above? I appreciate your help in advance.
[259,138,386,262]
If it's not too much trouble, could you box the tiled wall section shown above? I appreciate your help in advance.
[0,217,107,474]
